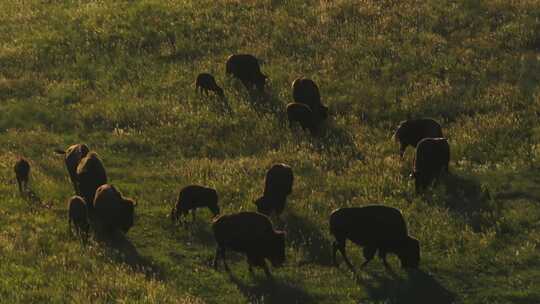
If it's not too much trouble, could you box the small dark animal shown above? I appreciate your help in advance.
[412,137,450,193]
[254,164,294,217]
[212,212,286,278]
[68,196,89,237]
[330,205,420,271]
[291,77,329,121]
[225,54,267,92]
[286,102,317,134]
[171,185,220,224]
[14,157,30,194]
[76,151,107,212]
[54,144,90,194]
[93,184,136,235]
[196,73,225,98]
[393,118,443,157]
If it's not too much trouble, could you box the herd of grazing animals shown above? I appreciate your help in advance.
[12,53,453,279]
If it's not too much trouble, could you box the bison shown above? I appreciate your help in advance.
[291,77,329,121]
[14,157,30,194]
[330,205,420,271]
[196,73,225,98]
[54,144,90,194]
[286,102,317,134]
[393,118,443,158]
[254,164,294,217]
[76,151,107,212]
[68,196,89,237]
[413,137,450,193]
[225,54,267,92]
[171,185,220,224]
[212,212,286,278]
[93,184,136,235]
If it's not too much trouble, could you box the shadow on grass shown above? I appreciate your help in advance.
[428,173,500,232]
[101,232,165,280]
[281,211,333,266]
[227,272,315,304]
[357,269,456,304]
[314,123,363,162]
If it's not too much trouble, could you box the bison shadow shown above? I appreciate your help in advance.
[281,211,333,267]
[314,123,363,163]
[227,272,315,304]
[101,232,165,280]
[357,269,455,304]
[437,173,500,232]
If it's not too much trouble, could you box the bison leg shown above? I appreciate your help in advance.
[361,246,377,268]
[213,246,227,270]
[16,178,23,194]
[333,239,355,271]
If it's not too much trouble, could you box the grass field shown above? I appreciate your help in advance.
[1,1,539,303]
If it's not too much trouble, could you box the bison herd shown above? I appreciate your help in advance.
[12,53,455,280]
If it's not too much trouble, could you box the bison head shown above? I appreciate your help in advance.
[119,198,136,233]
[397,236,420,269]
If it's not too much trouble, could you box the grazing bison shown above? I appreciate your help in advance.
[291,77,329,121]
[286,102,317,134]
[54,144,90,194]
[76,152,107,212]
[93,184,136,235]
[330,205,420,271]
[254,164,294,217]
[196,73,225,98]
[393,118,443,157]
[212,212,286,277]
[225,54,267,92]
[413,137,450,193]
[14,157,30,194]
[171,185,220,224]
[68,196,89,237]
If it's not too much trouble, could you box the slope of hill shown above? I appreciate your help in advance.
[1,1,539,303]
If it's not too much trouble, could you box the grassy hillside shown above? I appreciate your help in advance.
[1,1,539,303]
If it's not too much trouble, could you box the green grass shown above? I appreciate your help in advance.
[1,0,539,303]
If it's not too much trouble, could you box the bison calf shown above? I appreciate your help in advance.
[393,118,443,157]
[286,102,317,134]
[14,157,30,194]
[196,73,225,98]
[68,196,89,237]
[254,164,294,217]
[171,185,220,224]
[413,137,450,193]
[212,212,286,278]
[54,144,90,194]
[330,205,420,272]
[93,184,136,236]
[226,54,267,92]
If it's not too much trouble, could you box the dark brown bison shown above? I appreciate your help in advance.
[393,118,443,157]
[330,205,420,271]
[196,73,225,98]
[286,102,317,134]
[225,54,267,92]
[68,196,89,237]
[413,137,450,193]
[291,77,329,121]
[171,185,220,224]
[254,164,294,217]
[54,144,90,194]
[93,184,136,235]
[76,152,107,212]
[14,157,30,194]
[212,212,286,277]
